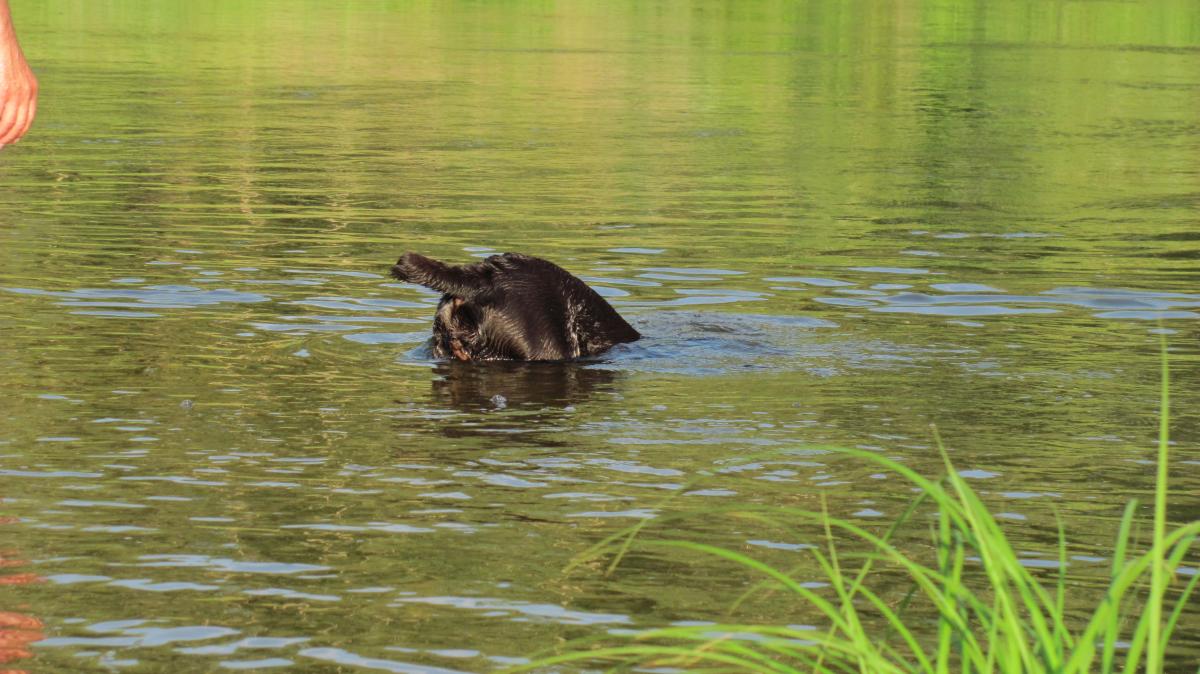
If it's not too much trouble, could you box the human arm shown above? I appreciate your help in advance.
[0,0,37,148]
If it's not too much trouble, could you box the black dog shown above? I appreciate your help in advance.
[390,252,640,361]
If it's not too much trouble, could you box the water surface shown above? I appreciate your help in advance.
[1,1,1199,671]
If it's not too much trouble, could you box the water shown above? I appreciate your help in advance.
[2,1,1199,671]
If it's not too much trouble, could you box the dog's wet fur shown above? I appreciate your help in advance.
[390,252,640,361]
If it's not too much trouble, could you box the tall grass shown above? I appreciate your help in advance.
[521,352,1200,673]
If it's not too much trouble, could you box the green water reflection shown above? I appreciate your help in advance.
[1,0,1198,671]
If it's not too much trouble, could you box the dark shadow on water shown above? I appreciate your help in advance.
[418,360,625,448]
[430,359,622,412]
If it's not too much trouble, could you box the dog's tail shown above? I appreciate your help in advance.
[390,252,489,299]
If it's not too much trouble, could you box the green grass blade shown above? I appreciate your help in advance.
[845,582,933,674]
[1160,555,1200,656]
[1054,508,1069,663]
[1096,500,1138,674]
[1147,331,1170,674]
[983,592,1000,674]
[810,548,877,672]
[647,540,856,635]
[950,529,968,674]
[936,509,953,674]
[818,496,881,671]
[725,503,926,620]
[635,624,899,673]
[1123,338,1174,674]
[809,525,990,670]
[508,644,801,673]
[933,431,1051,670]
[726,561,806,615]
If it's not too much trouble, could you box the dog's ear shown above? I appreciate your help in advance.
[391,252,493,300]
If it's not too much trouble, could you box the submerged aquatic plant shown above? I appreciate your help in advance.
[521,351,1199,673]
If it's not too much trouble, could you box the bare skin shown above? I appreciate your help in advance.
[0,0,37,149]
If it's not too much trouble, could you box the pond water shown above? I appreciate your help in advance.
[2,1,1199,671]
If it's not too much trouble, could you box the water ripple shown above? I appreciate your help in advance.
[394,596,631,625]
[301,648,473,674]
[134,555,329,575]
